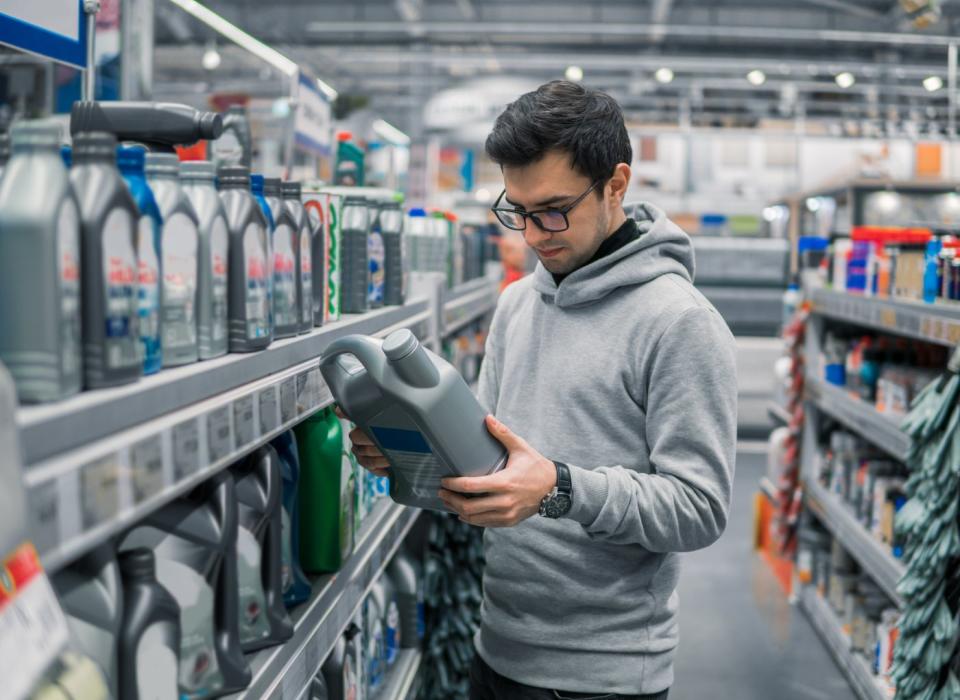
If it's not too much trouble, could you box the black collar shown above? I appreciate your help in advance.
[551,217,640,287]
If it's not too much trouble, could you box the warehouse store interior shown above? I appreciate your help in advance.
[2,0,960,699]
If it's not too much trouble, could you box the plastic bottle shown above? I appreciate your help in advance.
[375,574,401,667]
[51,546,123,698]
[219,166,272,352]
[70,100,223,148]
[71,131,142,389]
[923,239,943,303]
[234,446,294,651]
[121,472,251,698]
[283,181,314,334]
[146,152,200,367]
[117,548,181,700]
[0,120,82,403]
[294,407,355,573]
[270,431,313,607]
[181,161,230,360]
[251,175,275,329]
[322,628,361,700]
[406,208,428,274]
[302,183,327,327]
[263,178,299,338]
[0,130,9,177]
[211,105,252,169]
[334,131,365,186]
[388,552,425,648]
[368,203,386,310]
[320,329,507,511]
[362,591,385,695]
[379,196,405,306]
[117,145,164,375]
[341,196,371,314]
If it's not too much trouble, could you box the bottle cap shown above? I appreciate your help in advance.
[281,181,302,199]
[219,164,250,187]
[73,131,119,163]
[264,177,282,197]
[119,548,157,579]
[144,151,180,176]
[383,329,418,361]
[180,160,217,180]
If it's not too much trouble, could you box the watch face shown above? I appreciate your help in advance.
[544,495,572,519]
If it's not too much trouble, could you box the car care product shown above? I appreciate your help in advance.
[405,208,427,274]
[320,329,507,511]
[146,152,200,367]
[117,146,163,375]
[378,196,405,306]
[0,120,82,403]
[51,546,123,698]
[71,131,141,389]
[121,472,251,697]
[368,202,386,310]
[302,183,327,327]
[211,105,252,169]
[117,548,181,700]
[341,196,371,314]
[388,552,425,647]
[322,627,361,700]
[322,189,343,322]
[334,131,364,186]
[293,408,355,573]
[182,161,229,359]
[234,447,294,651]
[70,101,223,150]
[263,178,298,338]
[283,182,313,334]
[271,431,312,607]
[251,175,275,327]
[375,574,401,667]
[219,166,271,351]
[362,590,385,695]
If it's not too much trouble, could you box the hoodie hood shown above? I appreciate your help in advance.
[532,202,695,309]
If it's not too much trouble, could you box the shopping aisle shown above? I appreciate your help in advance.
[672,446,855,700]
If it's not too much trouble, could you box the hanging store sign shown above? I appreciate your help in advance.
[0,0,88,68]
[294,70,333,157]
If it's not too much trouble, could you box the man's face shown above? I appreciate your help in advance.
[501,150,610,275]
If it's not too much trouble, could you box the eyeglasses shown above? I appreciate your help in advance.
[490,180,601,233]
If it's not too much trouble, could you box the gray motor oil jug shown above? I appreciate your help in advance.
[320,329,507,512]
[218,166,271,351]
[302,185,326,328]
[340,196,371,314]
[0,130,9,176]
[146,152,200,367]
[70,101,223,151]
[0,121,82,403]
[71,131,142,389]
[374,574,401,667]
[51,546,123,698]
[264,178,299,338]
[234,446,294,652]
[388,552,424,648]
[181,161,229,360]
[121,472,251,698]
[322,626,362,700]
[378,198,405,307]
[282,181,313,335]
[117,548,181,700]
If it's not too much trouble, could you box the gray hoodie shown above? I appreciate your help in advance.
[474,203,738,695]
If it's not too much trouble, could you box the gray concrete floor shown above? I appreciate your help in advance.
[671,447,856,700]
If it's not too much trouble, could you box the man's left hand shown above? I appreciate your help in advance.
[439,415,557,528]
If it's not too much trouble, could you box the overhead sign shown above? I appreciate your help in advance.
[295,70,332,157]
[0,0,88,68]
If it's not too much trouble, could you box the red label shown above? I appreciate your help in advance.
[0,543,42,612]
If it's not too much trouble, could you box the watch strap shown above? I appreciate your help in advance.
[553,461,572,496]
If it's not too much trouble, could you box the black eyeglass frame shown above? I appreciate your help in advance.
[490,180,602,233]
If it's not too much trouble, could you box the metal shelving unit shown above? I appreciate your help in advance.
[234,500,422,700]
[442,278,499,337]
[375,649,423,700]
[798,586,889,700]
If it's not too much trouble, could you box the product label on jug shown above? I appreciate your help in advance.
[137,215,161,345]
[101,208,139,370]
[136,622,180,700]
[301,227,313,325]
[272,223,298,328]
[369,423,450,505]
[385,600,400,665]
[57,200,81,380]
[236,525,271,643]
[210,217,229,344]
[368,230,385,305]
[326,199,341,321]
[243,223,270,340]
[162,212,199,351]
[343,654,357,700]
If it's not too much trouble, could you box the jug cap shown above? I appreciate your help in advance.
[264,177,282,197]
[145,151,180,176]
[219,164,250,187]
[251,173,265,193]
[10,119,62,149]
[180,160,217,180]
[72,131,118,163]
[383,328,419,361]
[408,208,427,217]
[119,547,157,579]
[282,181,302,198]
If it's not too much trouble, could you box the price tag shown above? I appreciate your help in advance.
[0,544,70,700]
[880,308,897,330]
[172,419,201,480]
[234,395,256,448]
[280,377,297,424]
[130,435,165,504]
[207,406,234,464]
[81,455,121,529]
[948,322,960,344]
[259,387,279,435]
[26,481,60,555]
[296,371,312,415]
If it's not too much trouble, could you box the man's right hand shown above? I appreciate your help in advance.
[334,406,391,478]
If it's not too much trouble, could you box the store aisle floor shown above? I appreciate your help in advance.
[671,447,856,700]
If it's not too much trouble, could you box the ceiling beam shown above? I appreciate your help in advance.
[796,0,886,19]
[649,0,673,42]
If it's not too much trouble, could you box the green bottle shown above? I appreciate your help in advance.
[294,408,355,573]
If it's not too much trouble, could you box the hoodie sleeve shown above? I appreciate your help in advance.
[563,305,737,552]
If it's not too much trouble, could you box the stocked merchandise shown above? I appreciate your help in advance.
[368,201,387,309]
[377,194,406,307]
[334,131,365,187]
[388,550,426,649]
[340,195,373,314]
[271,431,313,607]
[363,580,387,695]
[69,101,223,148]
[264,177,300,339]
[282,181,314,334]
[320,328,507,511]
[212,106,252,170]
[442,323,487,387]
[318,186,343,322]
[0,130,8,174]
[302,183,328,326]
[0,120,82,403]
[146,152,201,368]
[181,161,230,360]
[322,622,363,700]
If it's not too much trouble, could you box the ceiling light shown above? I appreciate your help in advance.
[746,69,766,86]
[924,75,944,92]
[655,67,674,84]
[565,65,584,82]
[202,47,221,71]
[835,71,855,89]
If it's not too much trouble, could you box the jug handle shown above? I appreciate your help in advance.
[320,335,386,384]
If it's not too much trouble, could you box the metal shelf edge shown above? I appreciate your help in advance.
[376,649,423,700]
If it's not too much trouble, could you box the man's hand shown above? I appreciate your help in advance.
[334,406,390,479]
[439,415,556,528]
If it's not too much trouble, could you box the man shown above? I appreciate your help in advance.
[347,80,737,700]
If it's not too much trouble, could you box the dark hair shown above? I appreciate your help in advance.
[485,80,632,187]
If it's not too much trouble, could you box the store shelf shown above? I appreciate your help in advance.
[797,586,890,700]
[375,649,423,700]
[804,375,910,462]
[235,500,422,700]
[811,288,960,348]
[442,278,498,337]
[804,480,905,607]
[768,401,791,426]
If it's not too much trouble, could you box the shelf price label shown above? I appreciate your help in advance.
[207,406,234,464]
[172,419,201,480]
[26,481,61,556]
[259,387,279,435]
[80,455,122,529]
[130,435,165,504]
[234,395,256,449]
[296,370,313,415]
[280,377,297,424]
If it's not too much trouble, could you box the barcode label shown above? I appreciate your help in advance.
[130,435,165,503]
[259,387,279,435]
[280,377,297,424]
[172,419,201,480]
[234,395,256,448]
[81,456,121,529]
[207,406,234,463]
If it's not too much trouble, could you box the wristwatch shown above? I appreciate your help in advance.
[539,461,572,519]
